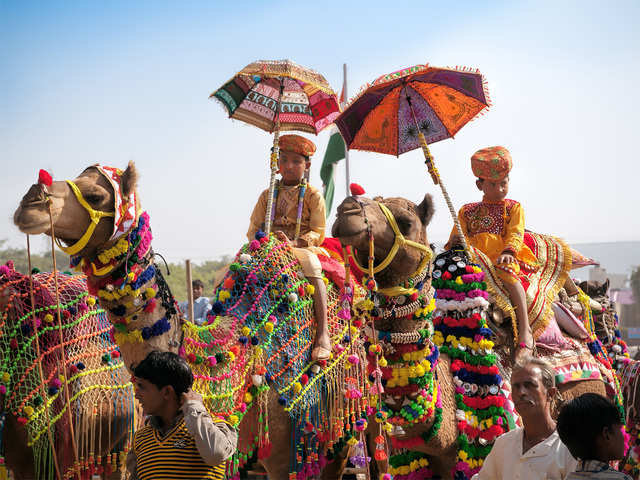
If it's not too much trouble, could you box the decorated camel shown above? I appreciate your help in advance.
[0,263,136,480]
[331,192,612,477]
[13,163,370,479]
[14,162,611,479]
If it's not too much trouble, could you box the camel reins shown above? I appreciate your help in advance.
[348,201,433,279]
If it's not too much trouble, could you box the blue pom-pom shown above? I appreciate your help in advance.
[255,230,267,240]
[212,301,224,314]
[250,336,259,345]
[21,323,32,336]
[278,396,288,406]
[76,362,85,370]
[281,274,289,283]
[238,336,248,345]
[265,373,272,383]
[68,306,77,315]
[112,305,127,317]
[342,335,351,344]
[48,386,58,395]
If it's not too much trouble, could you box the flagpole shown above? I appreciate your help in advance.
[343,63,351,195]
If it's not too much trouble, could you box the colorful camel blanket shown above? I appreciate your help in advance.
[181,233,368,478]
[472,232,572,339]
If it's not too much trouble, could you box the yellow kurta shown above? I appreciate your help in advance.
[447,199,540,283]
[248,182,326,278]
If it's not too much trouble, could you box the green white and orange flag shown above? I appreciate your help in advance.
[320,76,347,216]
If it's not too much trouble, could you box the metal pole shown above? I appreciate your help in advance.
[185,259,194,323]
[343,63,351,196]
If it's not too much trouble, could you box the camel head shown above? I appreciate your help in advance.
[332,193,435,288]
[14,162,139,260]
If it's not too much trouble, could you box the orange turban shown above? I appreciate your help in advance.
[471,146,512,181]
[279,134,316,158]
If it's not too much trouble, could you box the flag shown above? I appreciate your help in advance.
[320,127,346,216]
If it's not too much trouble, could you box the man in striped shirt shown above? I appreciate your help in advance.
[126,351,237,480]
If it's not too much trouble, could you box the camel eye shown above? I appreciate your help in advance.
[84,193,104,205]
[396,217,412,234]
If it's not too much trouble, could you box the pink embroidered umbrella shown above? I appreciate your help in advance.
[211,59,341,234]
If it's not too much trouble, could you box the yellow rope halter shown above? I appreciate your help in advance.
[54,180,115,256]
[349,202,433,280]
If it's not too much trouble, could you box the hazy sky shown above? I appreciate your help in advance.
[2,0,639,262]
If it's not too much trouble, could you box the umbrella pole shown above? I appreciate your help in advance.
[264,79,285,236]
[405,91,472,255]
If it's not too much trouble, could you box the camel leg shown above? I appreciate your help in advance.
[258,391,292,479]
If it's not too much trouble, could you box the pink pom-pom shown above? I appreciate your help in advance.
[0,265,10,276]
[38,169,53,187]
[50,378,62,388]
[0,385,7,394]
[347,354,359,365]
[207,356,217,366]
[238,402,247,413]
[249,239,261,251]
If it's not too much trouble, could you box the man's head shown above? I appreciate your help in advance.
[133,351,193,416]
[557,393,625,462]
[277,134,315,185]
[511,355,558,420]
[192,279,204,300]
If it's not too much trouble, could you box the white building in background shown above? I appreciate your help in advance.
[589,266,628,290]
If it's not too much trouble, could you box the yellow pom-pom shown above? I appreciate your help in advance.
[305,284,315,295]
[350,325,358,336]
[219,290,231,302]
[264,322,274,333]
[228,414,239,425]
[293,382,302,394]
[415,365,425,377]
[44,313,54,323]
[24,406,34,417]
[378,357,388,367]
[144,288,156,299]
[1,372,10,382]
[347,436,358,446]
[86,297,96,306]
[322,277,329,285]
[242,326,251,336]
[58,375,65,382]
[244,392,253,403]
[127,272,135,282]
[227,352,235,362]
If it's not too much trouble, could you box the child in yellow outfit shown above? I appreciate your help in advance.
[247,134,331,362]
[447,146,538,361]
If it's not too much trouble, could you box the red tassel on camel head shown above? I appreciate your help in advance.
[38,169,53,187]
[350,183,365,196]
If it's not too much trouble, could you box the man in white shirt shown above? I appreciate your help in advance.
[179,279,211,325]
[472,356,577,479]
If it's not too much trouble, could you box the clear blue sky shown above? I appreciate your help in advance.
[2,0,639,262]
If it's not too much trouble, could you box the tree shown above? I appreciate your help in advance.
[0,239,72,275]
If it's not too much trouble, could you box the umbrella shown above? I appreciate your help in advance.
[334,63,490,250]
[211,59,341,234]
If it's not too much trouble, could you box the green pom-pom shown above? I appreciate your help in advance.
[229,263,242,272]
[31,267,40,274]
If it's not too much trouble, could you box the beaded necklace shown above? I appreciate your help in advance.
[269,179,307,241]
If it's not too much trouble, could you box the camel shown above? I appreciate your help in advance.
[0,263,136,480]
[13,163,368,480]
[332,193,608,476]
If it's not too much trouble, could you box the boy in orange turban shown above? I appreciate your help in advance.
[247,134,331,362]
[447,146,539,361]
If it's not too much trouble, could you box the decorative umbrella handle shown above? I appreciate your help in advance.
[418,133,439,185]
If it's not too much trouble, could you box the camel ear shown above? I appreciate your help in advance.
[602,278,610,294]
[416,194,435,226]
[121,161,138,197]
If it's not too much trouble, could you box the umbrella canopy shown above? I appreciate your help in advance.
[335,64,489,156]
[211,59,341,135]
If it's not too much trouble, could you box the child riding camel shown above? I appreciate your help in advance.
[247,134,331,362]
[447,146,538,361]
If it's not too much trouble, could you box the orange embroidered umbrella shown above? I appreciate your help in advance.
[334,63,490,249]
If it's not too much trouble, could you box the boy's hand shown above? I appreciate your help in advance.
[497,253,515,265]
[181,389,203,405]
[274,231,292,245]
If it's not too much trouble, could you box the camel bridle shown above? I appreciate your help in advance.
[348,200,433,278]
